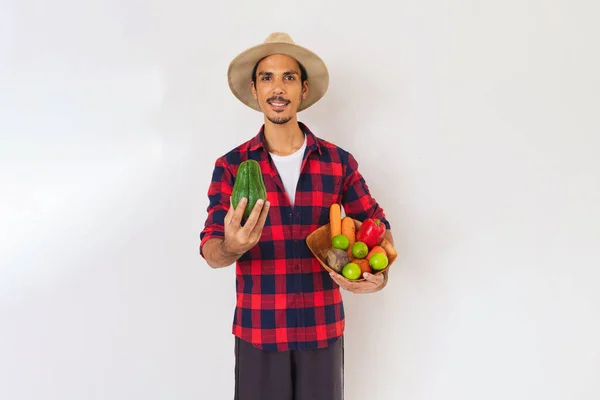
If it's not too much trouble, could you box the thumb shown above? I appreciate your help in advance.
[363,272,382,283]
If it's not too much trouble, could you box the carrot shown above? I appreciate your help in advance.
[366,245,386,260]
[329,203,341,238]
[341,216,355,248]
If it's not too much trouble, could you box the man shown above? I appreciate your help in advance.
[199,32,394,400]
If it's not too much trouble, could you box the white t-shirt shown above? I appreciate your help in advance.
[269,134,307,207]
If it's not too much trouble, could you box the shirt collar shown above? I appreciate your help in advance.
[249,121,323,156]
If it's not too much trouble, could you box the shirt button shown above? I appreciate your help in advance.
[295,265,300,270]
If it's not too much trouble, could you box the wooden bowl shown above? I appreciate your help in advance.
[306,218,397,281]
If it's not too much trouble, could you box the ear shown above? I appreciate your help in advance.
[251,81,258,100]
[302,81,308,100]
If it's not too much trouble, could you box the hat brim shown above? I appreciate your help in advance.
[228,42,329,112]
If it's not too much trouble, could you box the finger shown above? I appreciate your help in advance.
[224,197,234,226]
[241,199,265,233]
[329,272,346,287]
[251,200,270,235]
[230,197,247,226]
[331,274,368,294]
[363,272,384,284]
[329,272,355,290]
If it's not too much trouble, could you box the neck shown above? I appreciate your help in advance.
[263,117,305,156]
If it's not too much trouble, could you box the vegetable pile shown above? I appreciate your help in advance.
[326,204,389,280]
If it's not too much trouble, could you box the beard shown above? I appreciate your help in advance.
[267,115,293,125]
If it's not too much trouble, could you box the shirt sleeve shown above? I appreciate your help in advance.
[341,151,392,230]
[199,156,234,258]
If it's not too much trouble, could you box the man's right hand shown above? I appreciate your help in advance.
[221,196,271,257]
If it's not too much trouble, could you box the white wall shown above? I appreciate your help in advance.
[1,1,599,399]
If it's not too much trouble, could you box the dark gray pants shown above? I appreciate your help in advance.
[234,337,344,400]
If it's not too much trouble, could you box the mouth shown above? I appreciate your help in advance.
[267,98,290,111]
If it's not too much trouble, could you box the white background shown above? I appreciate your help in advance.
[1,1,599,399]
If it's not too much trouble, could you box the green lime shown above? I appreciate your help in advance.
[369,253,389,271]
[351,241,368,259]
[332,234,350,250]
[342,263,361,280]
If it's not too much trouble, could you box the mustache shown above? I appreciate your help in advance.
[267,96,290,104]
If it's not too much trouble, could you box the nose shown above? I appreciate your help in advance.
[271,77,285,95]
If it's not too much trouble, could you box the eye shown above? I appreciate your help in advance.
[261,76,271,81]
[285,75,295,80]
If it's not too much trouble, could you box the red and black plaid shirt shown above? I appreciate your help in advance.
[200,122,391,352]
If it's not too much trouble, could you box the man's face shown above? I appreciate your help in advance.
[251,54,308,125]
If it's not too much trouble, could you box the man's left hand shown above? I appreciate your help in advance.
[329,270,387,294]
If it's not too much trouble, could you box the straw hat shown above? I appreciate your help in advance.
[227,32,329,112]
